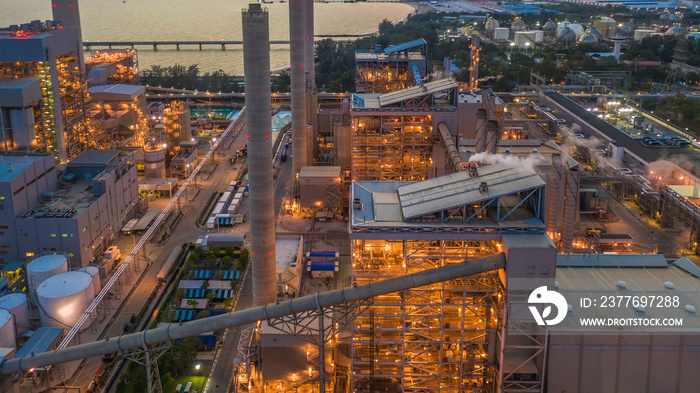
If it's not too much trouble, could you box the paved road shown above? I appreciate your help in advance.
[207,130,293,393]
[63,126,248,392]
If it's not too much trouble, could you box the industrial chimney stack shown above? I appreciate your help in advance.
[290,0,308,174]
[51,0,85,72]
[242,3,277,306]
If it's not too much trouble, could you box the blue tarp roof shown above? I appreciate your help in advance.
[310,260,336,271]
[191,270,213,279]
[175,309,197,321]
[384,39,427,54]
[16,327,64,358]
[208,289,233,299]
[222,270,240,279]
[185,288,207,298]
[308,251,337,258]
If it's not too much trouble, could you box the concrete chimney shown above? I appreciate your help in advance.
[289,0,307,174]
[545,153,564,233]
[304,0,315,93]
[560,167,579,253]
[475,108,487,153]
[242,3,277,306]
[51,0,85,72]
[486,120,499,154]
[611,37,624,61]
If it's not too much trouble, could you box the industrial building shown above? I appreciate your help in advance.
[355,39,428,94]
[0,150,138,268]
[0,20,93,164]
[85,49,139,86]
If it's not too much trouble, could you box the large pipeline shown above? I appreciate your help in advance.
[438,122,463,172]
[0,254,505,375]
[290,0,308,173]
[243,3,277,306]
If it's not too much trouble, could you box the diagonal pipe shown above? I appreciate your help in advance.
[0,254,505,376]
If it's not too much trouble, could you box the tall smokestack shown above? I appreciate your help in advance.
[545,154,564,233]
[475,109,487,153]
[290,0,307,174]
[51,0,85,72]
[486,120,499,154]
[560,167,579,253]
[304,0,315,93]
[242,3,277,306]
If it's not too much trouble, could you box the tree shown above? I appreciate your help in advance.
[205,254,217,268]
[273,71,291,93]
[210,246,221,255]
[187,299,199,308]
[176,288,186,299]
[201,280,210,290]
[221,256,232,268]
[224,298,233,309]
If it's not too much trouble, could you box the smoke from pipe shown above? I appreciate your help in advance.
[469,152,545,175]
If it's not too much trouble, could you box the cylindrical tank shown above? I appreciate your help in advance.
[144,145,166,178]
[78,266,101,296]
[669,14,682,24]
[0,293,29,334]
[532,30,544,43]
[494,27,509,41]
[587,27,603,39]
[557,21,571,33]
[0,309,15,348]
[27,254,69,304]
[660,12,671,23]
[36,271,95,330]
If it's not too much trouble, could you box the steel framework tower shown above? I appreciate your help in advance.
[243,3,277,306]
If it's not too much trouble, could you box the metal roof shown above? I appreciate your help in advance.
[66,150,120,167]
[372,192,402,222]
[16,327,63,358]
[383,38,427,54]
[556,253,668,267]
[89,84,145,101]
[671,257,700,278]
[397,163,545,219]
[0,154,52,183]
[299,166,341,178]
[377,78,458,107]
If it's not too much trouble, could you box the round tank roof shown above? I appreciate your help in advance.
[0,293,27,309]
[619,23,632,32]
[36,271,92,299]
[557,28,577,44]
[670,14,682,23]
[79,266,99,276]
[569,24,585,38]
[27,255,68,272]
[544,20,556,31]
[667,27,683,35]
[578,33,599,44]
[587,27,603,39]
[512,18,526,30]
[0,309,11,326]
[485,17,500,30]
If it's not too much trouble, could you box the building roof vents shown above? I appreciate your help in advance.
[479,182,488,192]
[664,281,674,289]
[353,198,363,211]
[616,280,627,289]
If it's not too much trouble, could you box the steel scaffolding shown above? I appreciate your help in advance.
[351,239,504,392]
[352,115,434,181]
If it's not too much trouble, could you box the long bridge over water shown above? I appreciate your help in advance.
[84,34,369,51]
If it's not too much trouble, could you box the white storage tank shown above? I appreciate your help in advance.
[78,266,101,295]
[27,254,69,303]
[0,293,29,334]
[0,309,15,348]
[494,27,509,40]
[36,271,95,331]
